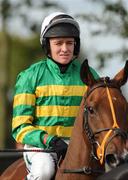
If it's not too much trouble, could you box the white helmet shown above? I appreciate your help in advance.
[40,12,80,56]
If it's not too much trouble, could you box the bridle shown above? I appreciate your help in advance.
[84,77,128,164]
[59,77,128,175]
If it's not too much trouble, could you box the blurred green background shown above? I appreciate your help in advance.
[0,0,128,149]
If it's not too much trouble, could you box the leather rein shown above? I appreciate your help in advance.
[58,77,127,175]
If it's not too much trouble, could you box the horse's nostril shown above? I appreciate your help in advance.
[105,154,119,168]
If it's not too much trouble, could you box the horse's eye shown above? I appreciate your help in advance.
[87,106,94,114]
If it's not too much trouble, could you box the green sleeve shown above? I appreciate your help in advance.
[12,64,53,148]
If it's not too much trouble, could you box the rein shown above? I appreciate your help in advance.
[57,156,104,175]
[60,166,103,175]
[0,149,54,153]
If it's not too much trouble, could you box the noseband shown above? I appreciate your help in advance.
[84,77,128,164]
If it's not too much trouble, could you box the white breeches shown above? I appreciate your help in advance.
[23,145,57,180]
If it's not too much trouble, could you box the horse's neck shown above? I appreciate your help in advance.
[63,98,91,167]
[55,99,100,180]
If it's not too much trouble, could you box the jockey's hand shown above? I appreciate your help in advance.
[49,136,68,160]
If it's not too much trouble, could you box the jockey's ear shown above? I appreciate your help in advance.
[114,60,128,87]
[80,59,96,86]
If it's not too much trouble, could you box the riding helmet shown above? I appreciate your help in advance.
[40,12,80,56]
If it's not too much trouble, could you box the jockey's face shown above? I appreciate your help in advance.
[49,37,75,64]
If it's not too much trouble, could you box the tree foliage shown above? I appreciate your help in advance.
[0,0,63,148]
[80,0,128,68]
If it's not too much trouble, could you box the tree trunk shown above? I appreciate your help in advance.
[0,30,11,148]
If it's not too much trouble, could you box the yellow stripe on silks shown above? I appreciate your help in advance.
[36,105,80,117]
[36,125,73,137]
[16,125,73,142]
[16,126,38,143]
[12,115,34,129]
[13,93,35,107]
[36,85,87,97]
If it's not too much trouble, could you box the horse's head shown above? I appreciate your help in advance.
[80,59,128,172]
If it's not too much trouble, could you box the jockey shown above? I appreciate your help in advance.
[12,12,99,180]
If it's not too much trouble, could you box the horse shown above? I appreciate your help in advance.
[0,157,27,179]
[1,59,128,180]
[55,59,128,180]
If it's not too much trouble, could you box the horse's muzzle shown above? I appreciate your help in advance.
[105,149,128,172]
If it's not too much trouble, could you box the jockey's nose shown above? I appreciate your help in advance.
[61,43,68,52]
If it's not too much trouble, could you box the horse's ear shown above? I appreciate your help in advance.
[80,59,96,86]
[114,60,128,87]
